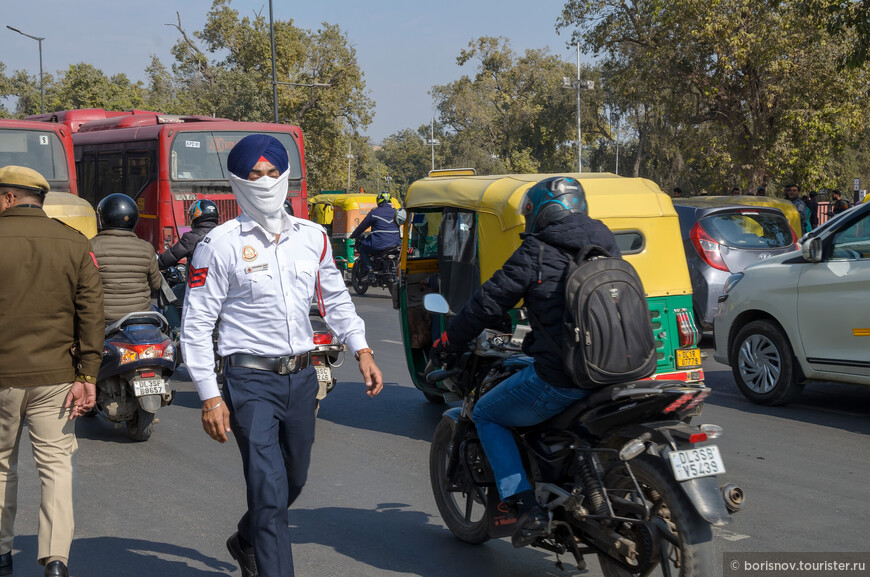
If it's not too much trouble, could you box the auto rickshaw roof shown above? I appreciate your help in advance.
[405,173,674,232]
[43,191,97,238]
[308,193,399,209]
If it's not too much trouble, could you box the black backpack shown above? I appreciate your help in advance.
[533,245,657,388]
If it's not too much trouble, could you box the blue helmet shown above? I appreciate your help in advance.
[519,177,587,234]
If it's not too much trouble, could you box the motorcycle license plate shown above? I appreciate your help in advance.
[315,366,332,384]
[132,378,166,396]
[676,348,702,368]
[669,445,725,481]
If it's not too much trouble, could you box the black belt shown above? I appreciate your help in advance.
[227,353,310,375]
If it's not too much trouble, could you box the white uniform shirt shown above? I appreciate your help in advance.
[181,214,369,400]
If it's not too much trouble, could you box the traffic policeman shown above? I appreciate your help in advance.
[0,166,104,577]
[180,135,383,577]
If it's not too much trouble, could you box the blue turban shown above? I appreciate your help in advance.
[227,134,289,178]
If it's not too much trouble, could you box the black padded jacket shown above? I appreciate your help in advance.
[445,213,621,388]
[157,221,218,269]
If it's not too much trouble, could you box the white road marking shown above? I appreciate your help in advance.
[713,527,751,541]
[381,339,403,345]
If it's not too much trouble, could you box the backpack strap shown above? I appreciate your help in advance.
[315,231,328,316]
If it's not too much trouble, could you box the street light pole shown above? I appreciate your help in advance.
[346,139,353,192]
[426,117,441,171]
[268,0,279,123]
[7,26,45,114]
[562,45,594,173]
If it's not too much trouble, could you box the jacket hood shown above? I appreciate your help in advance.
[532,213,603,252]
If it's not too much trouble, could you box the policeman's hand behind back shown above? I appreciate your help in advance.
[358,354,383,397]
[64,381,96,420]
[201,396,232,442]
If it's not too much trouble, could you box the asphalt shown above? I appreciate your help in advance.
[7,291,870,576]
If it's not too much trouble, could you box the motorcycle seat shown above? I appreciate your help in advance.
[372,246,402,258]
[525,380,689,432]
[105,311,170,336]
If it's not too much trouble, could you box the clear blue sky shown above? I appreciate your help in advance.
[2,0,582,141]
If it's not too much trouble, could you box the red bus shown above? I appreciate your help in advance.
[33,110,307,253]
[0,119,77,194]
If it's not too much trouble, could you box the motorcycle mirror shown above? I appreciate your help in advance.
[394,208,408,226]
[423,293,451,315]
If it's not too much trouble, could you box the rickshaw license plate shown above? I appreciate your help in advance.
[669,445,725,481]
[132,378,166,396]
[315,366,332,384]
[676,349,702,367]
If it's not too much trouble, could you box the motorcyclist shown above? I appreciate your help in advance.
[432,176,621,547]
[157,199,220,270]
[90,193,163,324]
[350,191,401,277]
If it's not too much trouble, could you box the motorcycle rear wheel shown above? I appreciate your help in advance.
[429,419,490,544]
[351,264,369,295]
[126,406,156,442]
[598,455,713,577]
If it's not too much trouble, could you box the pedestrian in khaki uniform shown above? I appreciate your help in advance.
[0,166,104,577]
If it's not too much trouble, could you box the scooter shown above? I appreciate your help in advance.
[97,312,177,441]
[309,303,345,408]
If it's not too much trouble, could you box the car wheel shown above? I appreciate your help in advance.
[731,320,804,405]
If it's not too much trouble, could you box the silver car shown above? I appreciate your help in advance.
[674,202,797,329]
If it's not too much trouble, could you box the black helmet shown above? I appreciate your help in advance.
[188,199,219,227]
[96,193,139,231]
[283,199,295,216]
[518,176,587,234]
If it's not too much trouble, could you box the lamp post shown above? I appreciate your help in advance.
[345,139,354,192]
[384,175,392,195]
[562,44,593,172]
[426,117,440,171]
[7,26,45,114]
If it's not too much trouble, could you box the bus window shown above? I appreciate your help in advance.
[125,150,153,198]
[78,153,96,205]
[169,131,303,181]
[95,152,123,201]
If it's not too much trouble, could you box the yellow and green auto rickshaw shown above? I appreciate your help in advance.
[308,192,402,281]
[676,195,802,240]
[43,191,98,238]
[396,172,704,403]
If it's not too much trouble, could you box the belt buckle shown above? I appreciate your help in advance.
[280,355,297,375]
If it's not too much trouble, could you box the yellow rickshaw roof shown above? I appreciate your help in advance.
[308,193,399,209]
[42,192,98,238]
[405,173,676,231]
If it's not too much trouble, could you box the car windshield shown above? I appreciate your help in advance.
[700,211,793,249]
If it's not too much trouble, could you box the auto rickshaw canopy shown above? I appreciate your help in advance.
[43,191,97,238]
[404,172,691,298]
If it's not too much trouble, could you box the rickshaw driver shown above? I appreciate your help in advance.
[350,191,401,278]
[431,176,622,547]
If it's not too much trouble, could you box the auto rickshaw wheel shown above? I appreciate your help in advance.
[351,264,369,295]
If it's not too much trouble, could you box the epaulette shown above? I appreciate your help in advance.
[295,218,327,234]
[201,218,242,245]
[49,218,87,237]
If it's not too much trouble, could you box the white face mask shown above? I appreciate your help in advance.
[229,169,291,235]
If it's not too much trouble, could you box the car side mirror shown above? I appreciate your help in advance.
[423,293,451,315]
[394,208,407,226]
[802,237,823,263]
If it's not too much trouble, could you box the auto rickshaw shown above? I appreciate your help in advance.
[43,191,98,238]
[308,192,402,281]
[396,172,704,403]
[675,195,802,240]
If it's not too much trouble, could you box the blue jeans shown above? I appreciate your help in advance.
[472,364,590,501]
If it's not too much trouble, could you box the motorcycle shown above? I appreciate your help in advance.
[309,302,345,407]
[350,233,400,297]
[97,311,177,442]
[422,294,743,576]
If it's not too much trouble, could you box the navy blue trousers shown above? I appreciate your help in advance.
[224,363,318,577]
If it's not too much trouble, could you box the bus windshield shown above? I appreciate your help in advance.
[169,131,303,182]
[0,129,70,187]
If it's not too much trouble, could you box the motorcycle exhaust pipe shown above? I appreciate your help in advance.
[721,483,744,513]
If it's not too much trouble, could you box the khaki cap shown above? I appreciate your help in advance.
[0,165,50,194]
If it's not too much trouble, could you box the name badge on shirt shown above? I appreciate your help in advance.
[245,263,269,274]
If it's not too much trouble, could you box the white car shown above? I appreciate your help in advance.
[713,200,870,405]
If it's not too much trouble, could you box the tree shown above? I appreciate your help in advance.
[432,36,598,174]
[558,0,870,192]
[166,0,374,193]
[48,63,146,111]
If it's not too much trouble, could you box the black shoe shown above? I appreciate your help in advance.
[0,552,11,576]
[226,532,258,577]
[511,505,550,548]
[44,560,69,577]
